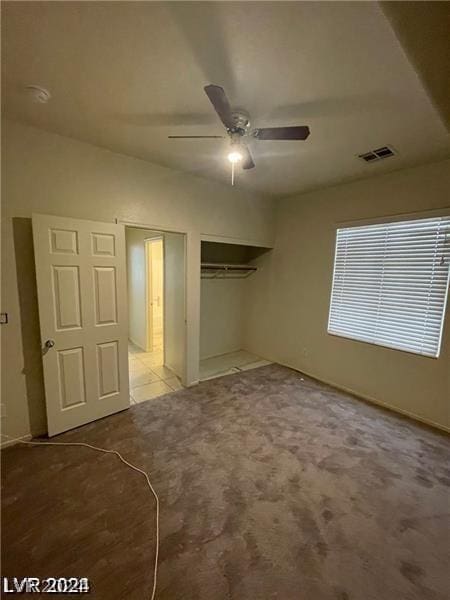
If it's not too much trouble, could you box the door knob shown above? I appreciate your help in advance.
[45,339,55,349]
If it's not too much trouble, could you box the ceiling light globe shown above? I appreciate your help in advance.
[228,150,243,164]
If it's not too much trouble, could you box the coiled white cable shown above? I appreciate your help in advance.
[1,435,159,600]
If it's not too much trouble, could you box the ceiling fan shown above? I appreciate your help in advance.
[168,84,310,175]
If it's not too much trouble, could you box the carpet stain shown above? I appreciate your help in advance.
[322,509,334,522]
[415,474,434,488]
[400,560,425,584]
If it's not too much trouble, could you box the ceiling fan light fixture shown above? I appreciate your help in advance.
[227,149,243,164]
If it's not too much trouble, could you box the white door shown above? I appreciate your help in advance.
[151,240,164,335]
[32,213,130,436]
[146,238,164,351]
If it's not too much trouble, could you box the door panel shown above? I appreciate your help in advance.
[50,228,79,254]
[91,232,115,256]
[96,341,120,398]
[52,266,82,330]
[33,213,130,436]
[93,267,117,325]
[57,347,86,408]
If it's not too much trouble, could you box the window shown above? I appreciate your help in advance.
[328,215,450,357]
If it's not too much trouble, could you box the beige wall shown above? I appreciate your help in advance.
[2,117,448,441]
[244,159,450,430]
[126,227,149,351]
[164,232,186,380]
[200,279,245,359]
[1,119,275,441]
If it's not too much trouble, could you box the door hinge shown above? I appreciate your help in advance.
[0,313,8,325]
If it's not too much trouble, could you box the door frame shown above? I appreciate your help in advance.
[144,235,164,354]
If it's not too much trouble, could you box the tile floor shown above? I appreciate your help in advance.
[199,349,271,381]
[128,335,182,404]
[130,344,270,400]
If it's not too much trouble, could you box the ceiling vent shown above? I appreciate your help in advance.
[358,146,396,163]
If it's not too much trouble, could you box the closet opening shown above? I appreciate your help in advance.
[126,226,186,403]
[199,239,272,381]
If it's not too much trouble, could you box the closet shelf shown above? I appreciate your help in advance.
[201,262,257,279]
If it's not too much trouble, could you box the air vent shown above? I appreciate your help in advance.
[358,145,396,163]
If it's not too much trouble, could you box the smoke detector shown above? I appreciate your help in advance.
[25,85,51,104]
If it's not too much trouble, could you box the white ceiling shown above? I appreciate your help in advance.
[3,1,449,198]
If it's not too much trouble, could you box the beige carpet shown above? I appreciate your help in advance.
[2,364,449,599]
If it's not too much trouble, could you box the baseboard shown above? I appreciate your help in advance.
[128,337,146,352]
[165,362,182,380]
[199,347,243,361]
[274,360,450,435]
[1,433,32,449]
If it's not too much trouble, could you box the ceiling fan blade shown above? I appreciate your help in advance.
[204,84,235,131]
[241,146,255,170]
[253,126,310,140]
[168,135,225,138]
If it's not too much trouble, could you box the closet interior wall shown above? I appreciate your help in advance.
[199,241,271,377]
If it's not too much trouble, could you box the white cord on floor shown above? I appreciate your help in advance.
[1,434,159,600]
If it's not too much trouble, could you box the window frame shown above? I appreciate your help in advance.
[327,214,450,359]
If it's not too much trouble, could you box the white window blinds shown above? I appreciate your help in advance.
[328,215,450,357]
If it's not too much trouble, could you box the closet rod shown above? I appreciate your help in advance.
[201,262,257,271]
[200,262,257,279]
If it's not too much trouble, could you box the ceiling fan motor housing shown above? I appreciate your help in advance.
[229,110,251,136]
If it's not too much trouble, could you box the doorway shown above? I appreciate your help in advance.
[126,226,186,404]
[145,237,164,353]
